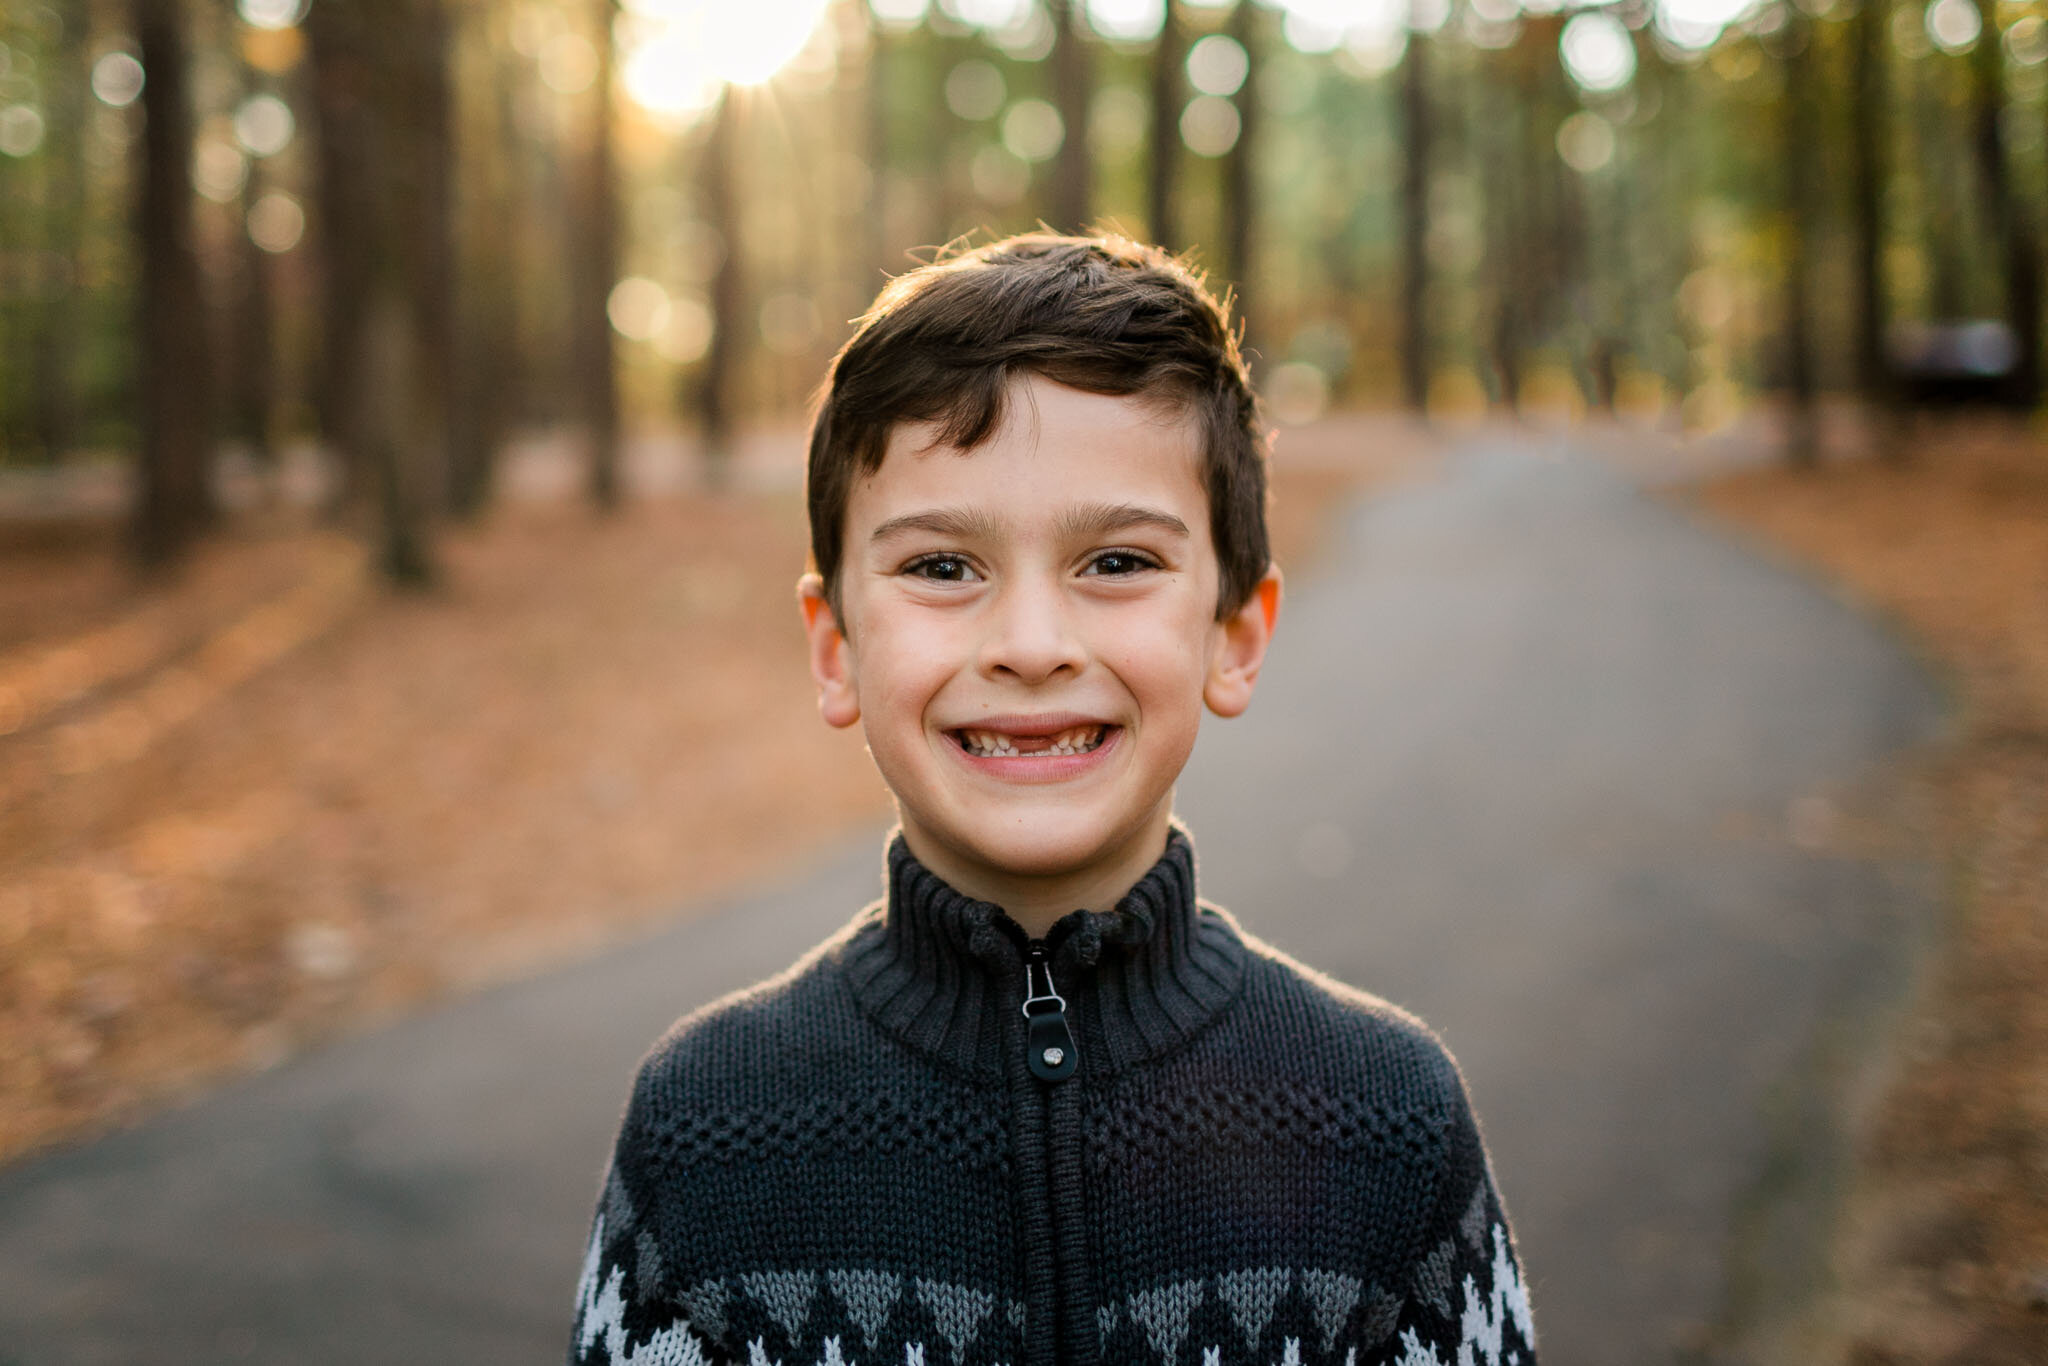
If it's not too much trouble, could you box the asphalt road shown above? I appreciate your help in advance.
[0,438,1946,1365]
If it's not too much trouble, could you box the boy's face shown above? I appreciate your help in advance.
[800,374,1279,905]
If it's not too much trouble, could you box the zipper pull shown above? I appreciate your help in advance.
[1020,941,1078,1082]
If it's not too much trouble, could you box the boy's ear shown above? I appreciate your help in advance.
[1204,564,1282,719]
[797,573,861,729]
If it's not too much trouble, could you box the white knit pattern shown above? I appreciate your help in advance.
[573,1217,1531,1366]
[575,1216,716,1365]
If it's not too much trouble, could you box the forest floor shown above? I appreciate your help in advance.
[1688,416,2048,1364]
[0,414,1436,1167]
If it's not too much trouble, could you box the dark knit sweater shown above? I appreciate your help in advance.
[568,829,1536,1366]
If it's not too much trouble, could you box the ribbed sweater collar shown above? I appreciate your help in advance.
[839,826,1246,1080]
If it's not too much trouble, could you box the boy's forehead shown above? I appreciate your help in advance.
[859,378,1206,515]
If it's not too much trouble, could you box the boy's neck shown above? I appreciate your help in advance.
[899,819,1174,940]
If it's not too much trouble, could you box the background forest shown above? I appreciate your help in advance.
[2,0,2043,571]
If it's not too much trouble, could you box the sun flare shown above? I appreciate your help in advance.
[619,0,831,120]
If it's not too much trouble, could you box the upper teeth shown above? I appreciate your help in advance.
[960,725,1105,757]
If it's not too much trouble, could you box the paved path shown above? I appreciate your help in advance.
[0,438,1945,1366]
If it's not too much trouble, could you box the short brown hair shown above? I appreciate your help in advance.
[805,233,1269,620]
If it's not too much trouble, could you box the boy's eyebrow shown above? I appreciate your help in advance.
[1055,502,1191,540]
[869,507,1004,543]
[867,502,1191,544]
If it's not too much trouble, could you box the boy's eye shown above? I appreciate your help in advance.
[1082,550,1159,577]
[906,554,980,583]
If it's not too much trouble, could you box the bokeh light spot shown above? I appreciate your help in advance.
[1089,85,1147,160]
[971,143,1030,203]
[1180,94,1241,158]
[193,135,248,202]
[540,32,598,94]
[1560,12,1635,93]
[237,0,308,30]
[247,191,305,253]
[90,51,144,108]
[0,104,45,158]
[1187,34,1249,97]
[1002,98,1064,162]
[2005,14,2048,64]
[944,60,1006,120]
[608,276,673,342]
[1556,110,1615,173]
[233,93,295,157]
[656,296,714,363]
[1266,362,1330,426]
[869,0,931,26]
[1925,0,1980,53]
[1086,0,1165,42]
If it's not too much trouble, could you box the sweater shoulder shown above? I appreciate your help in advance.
[1221,917,1473,1118]
[623,907,878,1117]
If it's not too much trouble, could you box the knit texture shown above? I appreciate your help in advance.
[568,829,1536,1366]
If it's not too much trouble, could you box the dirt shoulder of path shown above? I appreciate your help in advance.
[0,417,1436,1168]
[1687,419,2048,1364]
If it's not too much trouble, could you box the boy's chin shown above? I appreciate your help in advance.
[912,808,1168,884]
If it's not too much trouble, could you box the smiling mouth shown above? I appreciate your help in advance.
[951,724,1113,758]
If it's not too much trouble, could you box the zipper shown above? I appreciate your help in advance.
[1002,920,1094,1366]
[1020,938,1079,1082]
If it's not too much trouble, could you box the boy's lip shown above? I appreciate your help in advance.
[943,711,1118,737]
[937,716,1122,778]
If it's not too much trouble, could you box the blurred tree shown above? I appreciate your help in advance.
[225,58,279,469]
[132,0,215,564]
[1480,40,1529,411]
[1221,0,1256,333]
[1781,8,1818,467]
[448,8,527,517]
[306,0,453,583]
[226,166,278,467]
[33,0,88,465]
[865,4,892,279]
[695,89,742,487]
[577,0,622,509]
[307,1,372,506]
[1848,0,1890,404]
[1147,0,1185,249]
[1969,0,2039,404]
[1047,0,1092,231]
[1399,12,1432,414]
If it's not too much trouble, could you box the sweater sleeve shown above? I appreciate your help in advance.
[566,1079,727,1366]
[1380,1084,1537,1366]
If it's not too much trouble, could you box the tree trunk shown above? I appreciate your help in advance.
[1483,49,1525,412]
[449,16,526,517]
[411,0,458,519]
[695,90,742,488]
[865,6,892,280]
[1782,15,1819,467]
[1047,0,1092,232]
[131,0,214,566]
[229,158,277,465]
[306,0,447,582]
[34,2,89,465]
[1848,0,1889,401]
[580,0,622,508]
[1973,0,2040,404]
[1398,21,1431,414]
[1146,0,1184,250]
[307,0,375,509]
[1221,0,1256,302]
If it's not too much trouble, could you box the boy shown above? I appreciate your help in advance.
[567,235,1536,1366]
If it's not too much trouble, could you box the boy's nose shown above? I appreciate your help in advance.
[977,581,1086,684]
